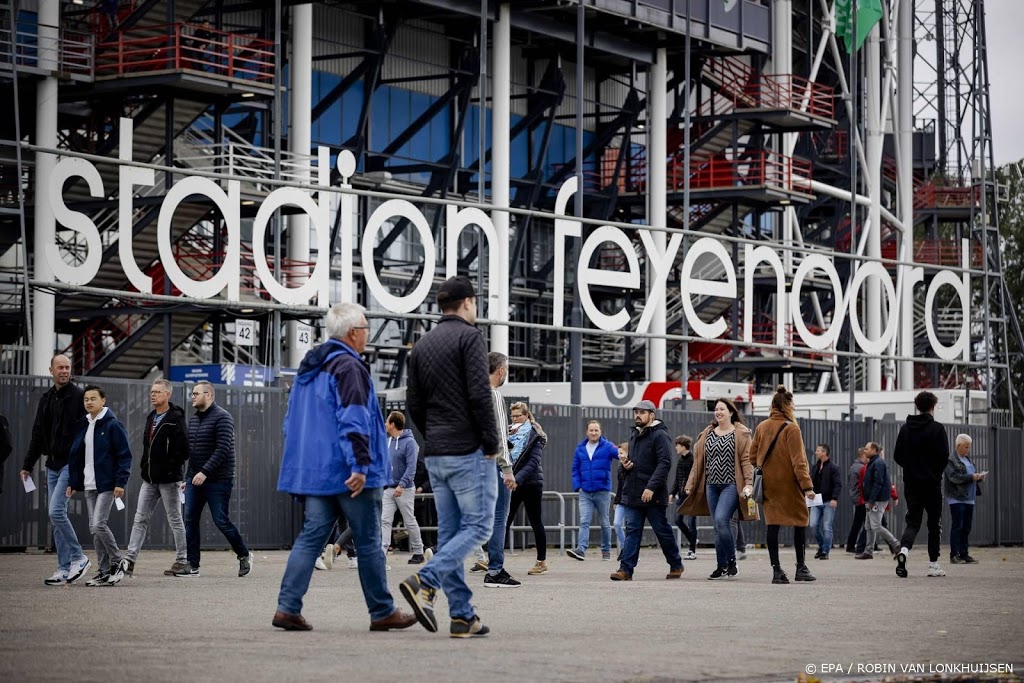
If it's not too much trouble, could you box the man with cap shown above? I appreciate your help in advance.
[610,400,684,581]
[401,276,502,638]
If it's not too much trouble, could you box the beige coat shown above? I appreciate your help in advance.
[678,423,757,521]
[750,410,814,527]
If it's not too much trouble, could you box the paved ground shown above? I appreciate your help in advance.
[1,546,1022,683]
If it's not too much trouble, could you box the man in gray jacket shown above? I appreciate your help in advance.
[381,411,425,563]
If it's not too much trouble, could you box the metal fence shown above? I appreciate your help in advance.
[2,375,1022,551]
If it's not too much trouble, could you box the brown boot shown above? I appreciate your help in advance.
[666,566,684,579]
[609,570,632,581]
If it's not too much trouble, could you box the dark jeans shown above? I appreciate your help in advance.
[767,525,806,567]
[618,504,682,576]
[846,503,866,551]
[506,483,546,561]
[949,503,975,559]
[900,485,943,562]
[184,480,249,568]
[855,510,888,552]
[732,515,746,552]
[673,496,698,552]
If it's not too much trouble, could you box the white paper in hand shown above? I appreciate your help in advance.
[806,493,824,507]
[23,476,37,494]
[179,489,186,505]
[114,496,126,511]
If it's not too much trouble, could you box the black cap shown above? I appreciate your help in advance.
[436,275,477,308]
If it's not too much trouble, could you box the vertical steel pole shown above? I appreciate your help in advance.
[570,1,584,406]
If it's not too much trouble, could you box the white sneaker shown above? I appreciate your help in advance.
[424,548,433,562]
[106,559,127,586]
[314,557,327,571]
[684,551,698,561]
[44,570,68,586]
[66,556,91,584]
[321,544,336,570]
[927,563,946,577]
[347,556,358,569]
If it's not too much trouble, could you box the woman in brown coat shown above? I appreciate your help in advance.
[680,398,755,580]
[750,385,816,584]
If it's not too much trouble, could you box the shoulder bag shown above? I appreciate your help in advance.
[751,421,790,504]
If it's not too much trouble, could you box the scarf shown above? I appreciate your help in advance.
[508,420,533,466]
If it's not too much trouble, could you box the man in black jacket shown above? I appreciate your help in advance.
[401,276,502,638]
[20,355,91,586]
[124,379,189,577]
[176,381,252,578]
[893,391,950,578]
[809,443,842,560]
[610,400,683,582]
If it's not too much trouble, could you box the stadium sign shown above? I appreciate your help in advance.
[47,118,970,362]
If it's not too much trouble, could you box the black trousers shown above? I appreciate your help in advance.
[767,525,806,567]
[845,503,866,551]
[506,484,546,561]
[900,484,943,562]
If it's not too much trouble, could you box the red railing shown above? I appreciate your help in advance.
[665,151,812,192]
[85,1,138,37]
[95,22,274,81]
[879,239,984,268]
[913,182,981,210]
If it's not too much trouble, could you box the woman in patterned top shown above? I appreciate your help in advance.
[680,398,755,580]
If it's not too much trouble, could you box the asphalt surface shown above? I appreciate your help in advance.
[1,546,1022,682]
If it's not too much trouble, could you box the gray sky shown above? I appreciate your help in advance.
[985,2,1023,167]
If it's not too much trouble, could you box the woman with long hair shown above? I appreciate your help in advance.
[504,402,549,575]
[749,385,816,584]
[680,398,755,580]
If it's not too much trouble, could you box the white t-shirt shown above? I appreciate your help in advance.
[586,440,598,460]
[83,407,108,491]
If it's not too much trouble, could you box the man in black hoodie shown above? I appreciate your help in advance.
[892,391,950,578]
[123,379,190,577]
[610,400,683,582]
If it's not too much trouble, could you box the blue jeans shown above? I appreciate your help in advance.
[184,480,249,568]
[618,504,683,576]
[487,466,512,574]
[706,483,739,568]
[577,489,612,554]
[47,465,83,571]
[949,503,975,559]
[419,452,498,620]
[808,503,836,554]
[277,489,395,621]
[613,504,626,549]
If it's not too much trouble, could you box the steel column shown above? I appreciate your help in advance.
[491,3,511,356]
[648,47,667,381]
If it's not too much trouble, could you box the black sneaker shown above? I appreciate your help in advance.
[949,555,965,565]
[450,616,489,638]
[813,550,823,559]
[794,564,816,582]
[408,554,425,564]
[174,564,200,577]
[772,566,790,584]
[962,555,978,564]
[708,567,728,580]
[819,553,829,560]
[123,559,135,577]
[483,569,521,588]
[85,572,111,587]
[238,552,253,577]
[726,560,738,578]
[566,548,585,561]
[895,551,908,578]
[399,573,438,632]
[165,561,189,576]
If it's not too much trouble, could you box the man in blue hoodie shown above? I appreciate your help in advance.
[272,303,416,633]
[381,411,425,563]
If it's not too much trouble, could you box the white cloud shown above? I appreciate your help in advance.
[986,2,1024,166]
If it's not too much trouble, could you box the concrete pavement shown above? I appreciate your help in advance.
[1,546,1022,682]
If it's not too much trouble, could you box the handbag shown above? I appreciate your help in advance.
[751,422,790,505]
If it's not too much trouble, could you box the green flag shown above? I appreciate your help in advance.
[835,0,883,52]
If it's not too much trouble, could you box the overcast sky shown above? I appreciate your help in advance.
[985,3,1022,167]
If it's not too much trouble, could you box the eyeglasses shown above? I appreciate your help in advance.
[191,391,210,397]
[353,325,371,330]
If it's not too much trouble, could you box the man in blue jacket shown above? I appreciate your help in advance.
[381,411,425,563]
[177,380,251,578]
[566,419,619,561]
[273,303,416,633]
[860,441,900,560]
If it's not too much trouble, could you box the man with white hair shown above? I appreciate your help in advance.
[273,303,416,632]
[944,434,986,565]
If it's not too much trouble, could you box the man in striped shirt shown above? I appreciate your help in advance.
[482,352,521,588]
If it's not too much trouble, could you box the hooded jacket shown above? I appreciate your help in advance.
[141,403,189,485]
[621,419,673,507]
[893,413,949,489]
[279,339,389,495]
[68,408,132,493]
[387,428,418,489]
[24,382,86,472]
[571,436,619,493]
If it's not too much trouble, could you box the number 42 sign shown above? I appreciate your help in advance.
[235,320,255,347]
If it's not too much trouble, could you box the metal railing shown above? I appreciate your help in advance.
[0,23,94,77]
